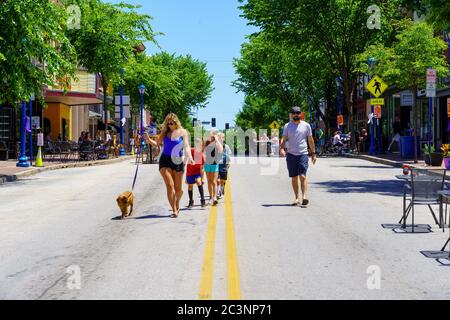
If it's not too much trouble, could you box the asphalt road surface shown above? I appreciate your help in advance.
[1,157,450,300]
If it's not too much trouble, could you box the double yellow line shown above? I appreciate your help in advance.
[198,181,241,300]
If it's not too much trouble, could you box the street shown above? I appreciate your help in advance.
[1,157,450,300]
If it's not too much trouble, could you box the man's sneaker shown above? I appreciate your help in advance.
[187,200,194,209]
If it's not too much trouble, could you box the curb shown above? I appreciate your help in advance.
[2,156,135,182]
[351,154,403,168]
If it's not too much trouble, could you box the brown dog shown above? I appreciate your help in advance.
[116,191,134,219]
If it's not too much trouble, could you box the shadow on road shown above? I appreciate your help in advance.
[312,179,404,197]
[134,214,172,220]
[262,204,297,207]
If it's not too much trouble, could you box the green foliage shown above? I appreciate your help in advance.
[423,0,450,31]
[0,0,77,104]
[65,0,157,108]
[358,21,448,90]
[236,0,406,133]
[120,52,214,129]
[422,144,435,156]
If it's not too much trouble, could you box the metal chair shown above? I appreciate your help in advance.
[400,168,446,232]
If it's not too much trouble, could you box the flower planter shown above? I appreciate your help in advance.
[425,152,443,167]
[444,158,450,169]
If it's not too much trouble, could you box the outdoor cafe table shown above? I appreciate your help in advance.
[395,174,446,229]
[436,190,450,257]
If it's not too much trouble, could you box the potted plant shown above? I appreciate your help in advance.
[423,144,443,166]
[442,144,450,169]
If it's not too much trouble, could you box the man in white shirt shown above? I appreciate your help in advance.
[280,106,317,207]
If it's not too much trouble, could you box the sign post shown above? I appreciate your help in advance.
[366,75,388,155]
[426,68,437,164]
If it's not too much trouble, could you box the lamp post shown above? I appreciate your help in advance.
[16,100,30,167]
[119,68,126,156]
[368,57,377,155]
[336,77,343,132]
[139,84,146,136]
[29,94,33,164]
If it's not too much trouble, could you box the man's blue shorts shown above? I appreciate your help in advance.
[186,173,202,185]
[286,153,309,178]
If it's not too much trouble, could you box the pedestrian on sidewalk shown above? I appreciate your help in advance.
[186,138,206,208]
[280,106,317,207]
[204,130,224,206]
[388,116,402,153]
[217,132,232,199]
[145,113,194,218]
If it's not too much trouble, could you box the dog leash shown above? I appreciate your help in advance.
[131,138,143,191]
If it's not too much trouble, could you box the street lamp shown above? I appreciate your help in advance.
[139,84,146,136]
[119,68,126,156]
[368,57,377,155]
[336,76,343,132]
[16,100,30,167]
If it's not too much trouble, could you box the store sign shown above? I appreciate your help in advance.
[115,105,130,119]
[426,68,437,98]
[400,91,413,107]
[370,98,385,105]
[374,105,382,119]
[115,95,130,106]
[447,98,450,118]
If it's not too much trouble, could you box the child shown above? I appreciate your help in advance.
[186,138,206,208]
[218,133,231,199]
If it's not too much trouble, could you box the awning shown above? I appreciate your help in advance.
[89,111,103,119]
[45,96,102,106]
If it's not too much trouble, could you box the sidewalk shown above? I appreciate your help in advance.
[355,152,444,169]
[0,156,134,183]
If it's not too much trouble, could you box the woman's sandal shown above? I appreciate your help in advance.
[171,211,179,218]
[292,199,300,206]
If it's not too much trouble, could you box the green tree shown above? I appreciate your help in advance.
[120,52,214,129]
[65,0,157,128]
[424,0,450,31]
[0,0,77,105]
[238,0,405,142]
[359,21,449,162]
[233,31,332,130]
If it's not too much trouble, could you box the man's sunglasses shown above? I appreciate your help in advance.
[292,112,301,115]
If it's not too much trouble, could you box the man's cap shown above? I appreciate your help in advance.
[291,106,301,113]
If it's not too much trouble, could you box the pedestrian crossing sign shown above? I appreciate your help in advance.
[366,76,388,98]
[270,121,280,130]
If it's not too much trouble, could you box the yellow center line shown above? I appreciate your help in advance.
[198,203,218,300]
[225,181,242,300]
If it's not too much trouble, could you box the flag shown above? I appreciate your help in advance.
[25,117,31,133]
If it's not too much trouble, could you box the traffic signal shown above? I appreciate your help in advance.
[212,118,216,127]
[193,118,197,127]
[225,123,230,130]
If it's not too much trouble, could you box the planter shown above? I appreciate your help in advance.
[444,158,450,169]
[424,152,443,166]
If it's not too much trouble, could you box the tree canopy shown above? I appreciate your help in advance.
[0,0,77,104]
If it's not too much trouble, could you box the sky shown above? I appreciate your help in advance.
[109,0,256,129]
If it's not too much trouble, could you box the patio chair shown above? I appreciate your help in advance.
[399,168,446,232]
[43,141,60,162]
[0,141,8,161]
[79,141,95,161]
[59,141,72,162]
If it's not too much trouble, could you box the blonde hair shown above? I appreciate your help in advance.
[161,113,182,138]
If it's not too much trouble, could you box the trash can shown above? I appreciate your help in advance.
[400,136,421,159]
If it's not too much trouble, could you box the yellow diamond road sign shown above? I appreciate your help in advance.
[270,121,280,130]
[366,76,388,98]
